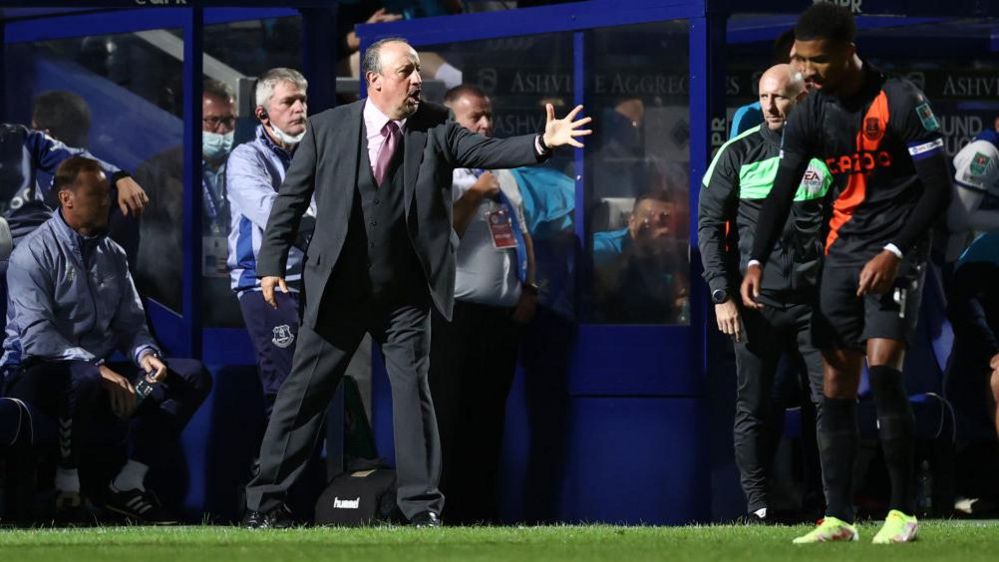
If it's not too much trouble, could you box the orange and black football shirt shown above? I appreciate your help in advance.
[752,65,945,267]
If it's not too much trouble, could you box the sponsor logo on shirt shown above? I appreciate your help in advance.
[824,151,893,176]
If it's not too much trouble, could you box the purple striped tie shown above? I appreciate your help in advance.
[374,121,401,186]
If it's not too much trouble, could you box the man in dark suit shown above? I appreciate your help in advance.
[242,37,591,528]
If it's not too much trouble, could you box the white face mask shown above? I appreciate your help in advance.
[268,122,306,147]
[203,131,234,161]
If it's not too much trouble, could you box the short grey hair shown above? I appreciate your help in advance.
[362,37,411,78]
[255,67,308,109]
[204,79,235,103]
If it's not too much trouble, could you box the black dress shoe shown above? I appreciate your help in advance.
[409,511,442,528]
[734,512,769,526]
[242,504,294,529]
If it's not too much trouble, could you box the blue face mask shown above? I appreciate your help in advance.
[203,131,234,161]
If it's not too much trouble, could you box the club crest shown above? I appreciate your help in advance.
[863,117,883,142]
[272,324,295,348]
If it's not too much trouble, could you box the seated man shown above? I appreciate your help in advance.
[2,156,211,524]
[592,188,689,323]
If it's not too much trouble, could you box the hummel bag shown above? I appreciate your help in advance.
[314,467,397,526]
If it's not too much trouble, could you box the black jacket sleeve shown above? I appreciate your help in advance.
[444,121,546,170]
[750,153,810,264]
[697,143,739,294]
[887,82,951,254]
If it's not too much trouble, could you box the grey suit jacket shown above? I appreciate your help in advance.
[257,99,546,326]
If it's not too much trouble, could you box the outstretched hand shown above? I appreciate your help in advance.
[542,104,593,149]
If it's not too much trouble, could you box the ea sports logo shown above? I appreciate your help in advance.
[802,168,825,196]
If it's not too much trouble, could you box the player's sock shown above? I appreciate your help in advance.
[869,365,916,515]
[112,460,149,492]
[817,396,858,523]
[55,467,80,494]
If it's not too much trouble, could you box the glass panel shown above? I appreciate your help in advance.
[4,31,185,312]
[584,21,691,325]
[200,16,303,327]
[413,34,580,322]
[203,17,302,78]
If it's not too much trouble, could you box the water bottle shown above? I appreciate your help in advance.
[677,298,691,325]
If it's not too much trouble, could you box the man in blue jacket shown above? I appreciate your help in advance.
[2,156,210,524]
[226,68,315,420]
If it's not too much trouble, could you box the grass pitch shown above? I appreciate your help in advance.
[1,521,997,562]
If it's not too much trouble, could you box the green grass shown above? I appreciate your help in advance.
[0,521,997,562]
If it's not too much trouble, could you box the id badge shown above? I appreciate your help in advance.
[202,235,229,278]
[486,208,518,249]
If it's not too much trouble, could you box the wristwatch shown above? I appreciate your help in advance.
[523,282,540,296]
[711,288,729,304]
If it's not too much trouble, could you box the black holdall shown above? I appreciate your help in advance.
[314,464,398,526]
[315,376,400,526]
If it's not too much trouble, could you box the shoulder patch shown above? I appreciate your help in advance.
[915,103,940,132]
[969,152,993,178]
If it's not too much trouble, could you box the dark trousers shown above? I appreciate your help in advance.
[429,299,521,524]
[238,290,300,417]
[245,289,442,519]
[733,301,823,513]
[4,358,211,471]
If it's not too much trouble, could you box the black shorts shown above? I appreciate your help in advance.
[812,258,926,351]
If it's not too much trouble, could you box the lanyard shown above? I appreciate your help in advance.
[473,169,527,283]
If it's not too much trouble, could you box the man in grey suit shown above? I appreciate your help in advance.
[242,37,591,528]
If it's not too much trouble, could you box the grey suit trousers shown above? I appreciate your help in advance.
[245,291,443,519]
